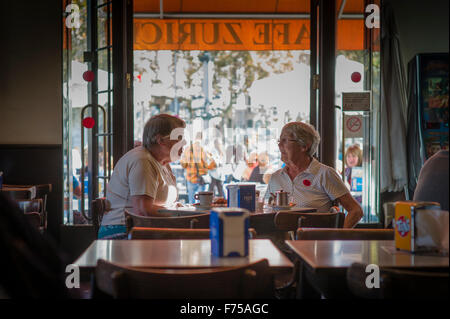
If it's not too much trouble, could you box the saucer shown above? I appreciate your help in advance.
[194,204,213,210]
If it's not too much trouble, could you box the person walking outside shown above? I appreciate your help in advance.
[180,132,217,204]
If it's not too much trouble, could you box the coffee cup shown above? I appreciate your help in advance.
[194,191,213,206]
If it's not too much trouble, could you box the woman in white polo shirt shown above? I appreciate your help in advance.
[98,114,186,239]
[266,122,363,228]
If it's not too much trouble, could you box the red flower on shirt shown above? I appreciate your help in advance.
[303,179,311,186]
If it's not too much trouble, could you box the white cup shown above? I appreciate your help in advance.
[256,200,264,212]
[194,191,213,206]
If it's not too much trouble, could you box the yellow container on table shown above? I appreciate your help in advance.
[394,201,441,252]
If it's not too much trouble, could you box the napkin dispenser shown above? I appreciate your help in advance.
[210,208,250,257]
[226,184,256,212]
[394,201,447,253]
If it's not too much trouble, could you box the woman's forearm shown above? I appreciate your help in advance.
[132,195,167,217]
[343,208,364,228]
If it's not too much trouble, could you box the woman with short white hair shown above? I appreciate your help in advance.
[99,114,186,239]
[266,121,363,228]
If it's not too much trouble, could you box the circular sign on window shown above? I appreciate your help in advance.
[82,117,95,129]
[351,72,361,83]
[83,70,95,82]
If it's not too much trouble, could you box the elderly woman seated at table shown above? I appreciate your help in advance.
[99,114,186,239]
[266,122,363,228]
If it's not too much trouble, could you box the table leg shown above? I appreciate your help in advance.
[297,261,321,299]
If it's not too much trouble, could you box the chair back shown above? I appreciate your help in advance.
[274,212,345,231]
[16,199,44,231]
[347,263,449,299]
[296,228,394,240]
[17,199,43,214]
[129,227,258,240]
[125,210,210,233]
[24,212,42,230]
[95,258,274,299]
[92,198,108,236]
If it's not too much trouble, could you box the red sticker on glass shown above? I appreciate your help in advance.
[82,117,95,129]
[351,72,361,83]
[83,70,95,82]
[303,179,311,186]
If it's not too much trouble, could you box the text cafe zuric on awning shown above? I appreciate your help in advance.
[134,19,366,51]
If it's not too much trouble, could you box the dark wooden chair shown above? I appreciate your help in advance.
[124,210,210,233]
[272,211,345,298]
[249,208,317,237]
[16,199,45,231]
[274,211,345,232]
[95,258,275,299]
[129,226,258,240]
[17,198,43,213]
[91,198,108,237]
[296,228,394,240]
[2,184,51,217]
[1,186,36,200]
[347,262,449,299]
[24,212,42,230]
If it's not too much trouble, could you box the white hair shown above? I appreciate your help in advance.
[282,122,321,157]
[143,114,186,150]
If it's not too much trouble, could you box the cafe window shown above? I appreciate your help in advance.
[62,0,382,225]
[132,13,313,204]
[63,0,114,224]
[334,0,381,223]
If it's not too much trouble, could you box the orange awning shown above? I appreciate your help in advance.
[134,19,365,51]
[133,0,368,51]
[134,19,312,51]
[134,0,365,14]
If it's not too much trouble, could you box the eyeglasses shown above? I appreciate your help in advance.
[162,135,184,142]
[277,138,298,145]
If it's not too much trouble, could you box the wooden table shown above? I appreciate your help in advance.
[286,240,449,298]
[157,206,210,216]
[74,239,293,271]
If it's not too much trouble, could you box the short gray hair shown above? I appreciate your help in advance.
[143,114,186,150]
[282,122,321,157]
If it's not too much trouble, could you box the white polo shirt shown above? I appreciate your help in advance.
[265,158,349,212]
[101,146,178,226]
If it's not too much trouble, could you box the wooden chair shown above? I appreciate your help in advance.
[124,210,210,233]
[296,228,394,240]
[271,211,344,298]
[347,262,449,299]
[17,198,43,213]
[2,184,51,229]
[274,211,345,232]
[129,226,258,240]
[91,198,108,237]
[249,208,317,237]
[16,199,45,231]
[95,258,274,299]
[24,212,42,230]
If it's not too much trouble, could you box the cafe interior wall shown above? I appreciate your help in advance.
[0,0,67,249]
[0,0,448,260]
[0,0,95,261]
